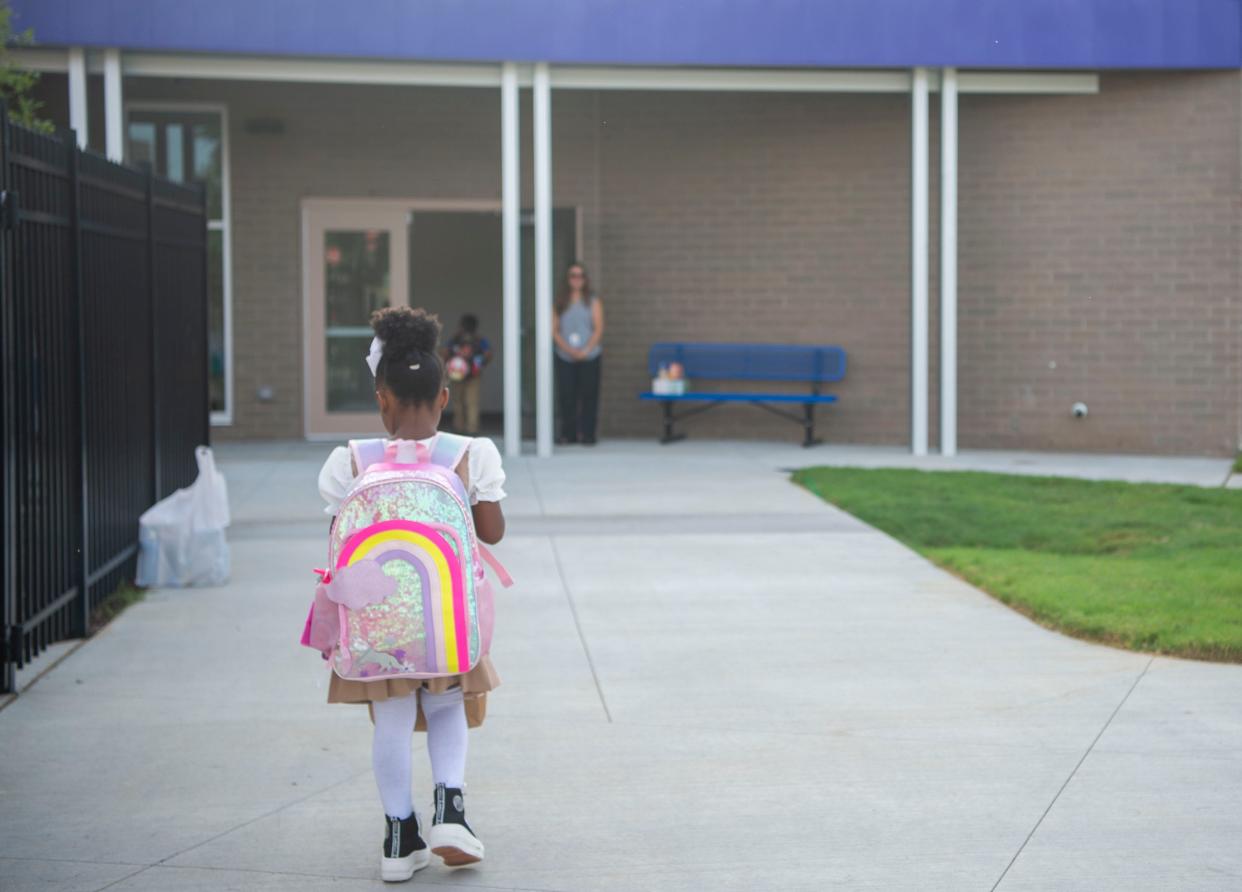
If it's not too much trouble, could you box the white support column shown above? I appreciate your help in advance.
[103,48,124,161]
[940,68,959,457]
[910,67,929,456]
[501,63,522,458]
[533,62,554,458]
[67,47,88,148]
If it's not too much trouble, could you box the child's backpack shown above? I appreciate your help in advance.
[304,433,512,681]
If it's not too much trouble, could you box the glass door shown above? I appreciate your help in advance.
[304,202,409,436]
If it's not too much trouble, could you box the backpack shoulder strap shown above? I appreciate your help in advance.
[429,432,472,471]
[478,544,515,587]
[351,435,468,474]
[348,438,388,474]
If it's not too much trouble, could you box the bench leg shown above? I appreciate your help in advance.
[802,403,822,448]
[660,402,686,444]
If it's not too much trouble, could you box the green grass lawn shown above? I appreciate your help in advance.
[792,468,1242,662]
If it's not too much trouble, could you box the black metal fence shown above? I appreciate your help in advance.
[0,113,209,693]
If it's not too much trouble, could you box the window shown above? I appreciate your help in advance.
[127,106,232,423]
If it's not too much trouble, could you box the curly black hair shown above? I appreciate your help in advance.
[370,306,444,406]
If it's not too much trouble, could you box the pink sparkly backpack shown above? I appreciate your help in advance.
[301,433,512,681]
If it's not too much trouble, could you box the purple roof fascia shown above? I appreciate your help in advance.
[11,0,1242,70]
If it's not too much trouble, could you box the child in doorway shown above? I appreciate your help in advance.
[444,314,492,436]
[317,306,507,882]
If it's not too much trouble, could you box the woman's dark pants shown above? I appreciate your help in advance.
[555,355,601,442]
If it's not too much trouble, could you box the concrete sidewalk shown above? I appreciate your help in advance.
[2,441,1239,891]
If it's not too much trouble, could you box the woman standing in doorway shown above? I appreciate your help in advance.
[553,262,604,445]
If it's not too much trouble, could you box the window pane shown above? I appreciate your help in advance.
[192,120,223,219]
[164,123,185,182]
[128,121,156,167]
[324,229,390,413]
[130,109,229,419]
[327,336,378,412]
[324,230,390,327]
[207,230,225,414]
[127,111,223,221]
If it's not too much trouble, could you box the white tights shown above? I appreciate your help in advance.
[371,687,468,819]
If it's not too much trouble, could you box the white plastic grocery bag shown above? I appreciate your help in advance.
[135,446,231,588]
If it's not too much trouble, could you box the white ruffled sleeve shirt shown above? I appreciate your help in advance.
[317,434,507,515]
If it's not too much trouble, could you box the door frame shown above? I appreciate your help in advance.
[300,197,582,440]
[301,198,500,439]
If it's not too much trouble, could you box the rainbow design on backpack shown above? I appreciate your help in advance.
[337,519,469,674]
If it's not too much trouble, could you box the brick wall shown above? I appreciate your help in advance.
[111,72,1239,453]
[957,73,1240,455]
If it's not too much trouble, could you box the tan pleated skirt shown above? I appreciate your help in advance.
[326,655,499,729]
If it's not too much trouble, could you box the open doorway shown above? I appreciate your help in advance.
[409,208,578,439]
[408,211,503,435]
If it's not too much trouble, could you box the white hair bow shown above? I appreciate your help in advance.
[366,336,421,377]
[365,336,384,377]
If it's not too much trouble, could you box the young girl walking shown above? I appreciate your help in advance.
[317,306,507,882]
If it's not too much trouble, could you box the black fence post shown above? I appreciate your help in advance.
[66,130,91,637]
[200,181,210,449]
[144,164,161,502]
[0,102,14,693]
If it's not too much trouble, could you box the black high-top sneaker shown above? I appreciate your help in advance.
[429,783,485,867]
[381,812,430,882]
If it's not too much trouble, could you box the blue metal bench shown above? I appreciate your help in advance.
[638,343,846,447]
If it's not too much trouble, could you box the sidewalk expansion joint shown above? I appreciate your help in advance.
[550,536,613,724]
[990,656,1154,891]
[90,864,151,892]
[525,455,549,515]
